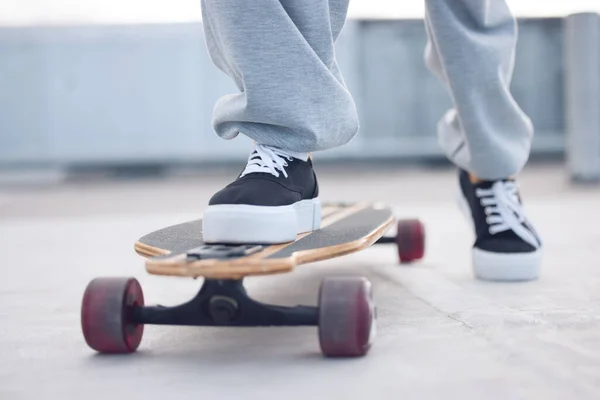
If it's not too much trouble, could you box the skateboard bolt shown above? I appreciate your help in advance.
[208,296,239,324]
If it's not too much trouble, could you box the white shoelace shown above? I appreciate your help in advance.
[475,181,541,248]
[240,144,296,178]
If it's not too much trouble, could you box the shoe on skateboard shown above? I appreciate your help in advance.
[202,144,321,244]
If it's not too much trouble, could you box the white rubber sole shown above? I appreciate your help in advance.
[457,192,542,282]
[202,198,321,244]
[472,247,541,282]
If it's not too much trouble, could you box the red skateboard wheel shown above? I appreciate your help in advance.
[81,277,144,353]
[318,277,376,357]
[396,219,425,263]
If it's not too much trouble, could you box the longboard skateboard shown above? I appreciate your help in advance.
[80,202,425,358]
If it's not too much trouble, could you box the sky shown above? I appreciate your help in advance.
[1,0,600,26]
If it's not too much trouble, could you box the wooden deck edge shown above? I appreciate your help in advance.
[144,213,395,279]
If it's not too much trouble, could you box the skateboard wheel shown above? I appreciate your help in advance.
[396,219,425,263]
[81,277,144,354]
[318,277,376,358]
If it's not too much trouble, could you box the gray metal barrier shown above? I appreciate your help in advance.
[0,16,586,170]
[565,12,600,182]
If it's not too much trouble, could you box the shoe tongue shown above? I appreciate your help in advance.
[473,177,514,190]
[473,180,495,189]
[278,149,309,161]
[255,144,309,161]
[291,152,309,161]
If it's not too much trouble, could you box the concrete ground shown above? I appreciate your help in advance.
[1,160,599,399]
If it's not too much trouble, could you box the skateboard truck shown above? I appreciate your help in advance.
[81,275,376,357]
[131,279,319,327]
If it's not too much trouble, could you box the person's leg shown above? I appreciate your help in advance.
[200,0,357,244]
[424,0,542,281]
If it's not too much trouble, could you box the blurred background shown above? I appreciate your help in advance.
[1,0,599,184]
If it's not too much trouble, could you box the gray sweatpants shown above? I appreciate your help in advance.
[201,0,534,180]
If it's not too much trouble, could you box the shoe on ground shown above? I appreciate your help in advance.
[202,144,321,244]
[457,169,542,281]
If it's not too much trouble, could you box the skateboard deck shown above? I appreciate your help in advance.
[134,202,395,280]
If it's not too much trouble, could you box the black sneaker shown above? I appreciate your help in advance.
[457,169,542,281]
[202,144,321,244]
